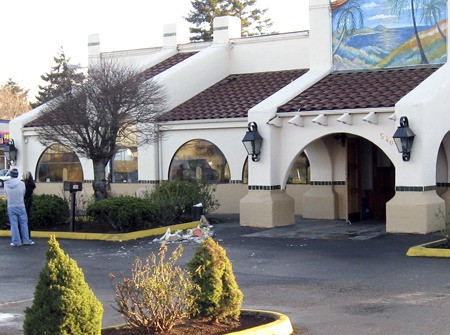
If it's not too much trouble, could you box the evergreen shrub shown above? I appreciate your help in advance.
[146,180,219,226]
[0,198,8,229]
[23,235,103,335]
[28,194,70,230]
[86,196,157,232]
[187,237,243,322]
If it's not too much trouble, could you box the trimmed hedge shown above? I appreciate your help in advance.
[146,180,219,226]
[0,194,69,230]
[86,196,157,232]
[29,194,70,230]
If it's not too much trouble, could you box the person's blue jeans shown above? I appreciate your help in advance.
[8,206,32,246]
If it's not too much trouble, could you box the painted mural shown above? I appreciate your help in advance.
[332,0,447,70]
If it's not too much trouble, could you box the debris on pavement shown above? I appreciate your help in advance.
[152,215,214,244]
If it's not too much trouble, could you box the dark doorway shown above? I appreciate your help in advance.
[347,137,395,222]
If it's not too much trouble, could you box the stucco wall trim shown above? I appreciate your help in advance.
[396,185,437,192]
[276,107,395,118]
[248,185,281,190]
[310,181,346,185]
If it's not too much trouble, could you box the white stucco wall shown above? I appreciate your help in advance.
[230,32,310,73]
[395,62,450,187]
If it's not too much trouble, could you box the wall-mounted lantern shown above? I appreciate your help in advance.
[393,116,415,161]
[242,122,263,162]
[4,139,18,166]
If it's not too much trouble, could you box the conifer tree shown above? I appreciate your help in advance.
[187,237,243,322]
[31,47,85,109]
[185,0,274,42]
[23,235,103,335]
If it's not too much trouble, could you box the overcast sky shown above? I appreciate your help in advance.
[0,0,309,100]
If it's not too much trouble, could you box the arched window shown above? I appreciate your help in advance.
[287,152,310,184]
[37,144,83,182]
[111,147,138,183]
[169,139,230,183]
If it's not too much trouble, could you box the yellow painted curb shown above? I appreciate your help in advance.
[228,310,293,335]
[0,221,201,241]
[102,309,294,335]
[406,239,450,258]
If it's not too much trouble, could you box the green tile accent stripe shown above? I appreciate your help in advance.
[138,180,160,184]
[310,181,346,186]
[248,185,281,190]
[395,185,436,192]
[437,182,450,187]
[230,180,243,184]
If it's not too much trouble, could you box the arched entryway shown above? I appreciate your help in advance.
[347,135,395,222]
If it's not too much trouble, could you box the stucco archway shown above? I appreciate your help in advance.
[283,133,395,222]
[437,132,450,213]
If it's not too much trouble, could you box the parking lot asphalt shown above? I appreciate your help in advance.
[1,215,450,335]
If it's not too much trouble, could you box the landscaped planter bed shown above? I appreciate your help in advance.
[101,310,294,335]
[407,239,450,258]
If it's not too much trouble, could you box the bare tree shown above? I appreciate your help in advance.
[35,60,166,200]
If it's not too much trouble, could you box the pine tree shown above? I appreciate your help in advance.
[23,235,103,335]
[31,47,85,109]
[187,237,243,322]
[185,0,274,42]
[0,78,30,119]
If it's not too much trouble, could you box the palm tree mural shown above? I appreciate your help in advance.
[390,0,429,64]
[333,0,365,55]
[420,0,447,42]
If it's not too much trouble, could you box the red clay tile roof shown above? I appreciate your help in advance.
[277,66,439,113]
[138,52,197,80]
[160,69,308,121]
[26,52,197,128]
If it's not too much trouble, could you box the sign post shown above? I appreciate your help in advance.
[63,181,83,232]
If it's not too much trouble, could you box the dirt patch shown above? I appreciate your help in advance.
[102,314,274,335]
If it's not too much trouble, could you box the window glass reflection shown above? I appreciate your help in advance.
[111,147,138,182]
[169,140,229,183]
[37,144,83,182]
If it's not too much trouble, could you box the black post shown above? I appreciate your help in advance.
[70,192,76,232]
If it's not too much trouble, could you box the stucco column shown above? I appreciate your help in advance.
[239,111,295,228]
[303,186,338,219]
[301,138,339,219]
[385,112,445,233]
[386,191,444,233]
[240,189,295,228]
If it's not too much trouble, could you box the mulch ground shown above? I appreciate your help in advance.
[102,315,274,335]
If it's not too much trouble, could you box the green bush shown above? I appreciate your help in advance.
[146,180,220,226]
[86,196,157,232]
[110,244,196,334]
[187,238,243,322]
[28,194,70,230]
[23,235,103,335]
[0,198,8,229]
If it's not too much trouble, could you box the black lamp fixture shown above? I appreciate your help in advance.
[4,138,17,165]
[242,122,263,162]
[393,116,415,161]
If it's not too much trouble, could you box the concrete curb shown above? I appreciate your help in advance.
[229,310,293,335]
[0,221,201,241]
[102,309,294,335]
[406,238,450,258]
